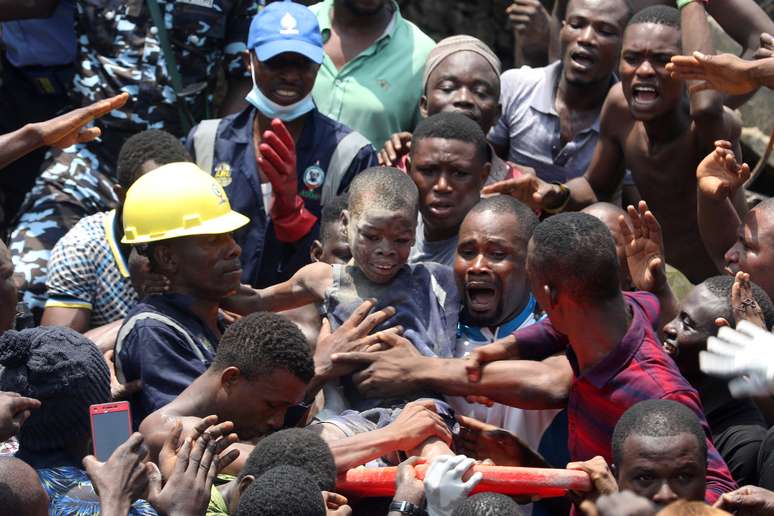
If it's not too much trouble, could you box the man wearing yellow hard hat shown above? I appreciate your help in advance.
[113,161,249,427]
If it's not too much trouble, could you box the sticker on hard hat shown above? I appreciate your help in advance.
[211,183,227,205]
[214,162,232,187]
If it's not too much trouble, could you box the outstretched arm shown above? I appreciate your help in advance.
[219,262,331,315]
[0,93,128,171]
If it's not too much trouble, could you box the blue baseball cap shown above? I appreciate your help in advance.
[247,1,324,64]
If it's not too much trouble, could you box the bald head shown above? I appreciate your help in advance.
[582,203,633,290]
[0,457,48,516]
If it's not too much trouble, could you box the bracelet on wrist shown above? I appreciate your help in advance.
[543,182,571,214]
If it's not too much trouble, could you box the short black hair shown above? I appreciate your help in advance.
[469,195,539,243]
[411,112,490,165]
[116,130,191,190]
[627,4,680,29]
[699,275,774,329]
[239,428,336,491]
[528,212,620,302]
[348,166,419,221]
[320,193,348,244]
[612,399,707,468]
[236,465,325,516]
[452,492,524,516]
[211,312,314,383]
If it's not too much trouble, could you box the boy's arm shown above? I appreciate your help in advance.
[220,262,331,315]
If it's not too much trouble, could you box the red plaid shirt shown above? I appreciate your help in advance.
[514,291,737,503]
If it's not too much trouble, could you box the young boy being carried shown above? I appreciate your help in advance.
[224,166,460,458]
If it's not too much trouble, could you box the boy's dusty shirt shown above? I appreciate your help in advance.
[323,261,460,412]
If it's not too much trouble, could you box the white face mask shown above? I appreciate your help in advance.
[245,58,315,122]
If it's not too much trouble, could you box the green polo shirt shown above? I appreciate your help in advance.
[309,0,435,148]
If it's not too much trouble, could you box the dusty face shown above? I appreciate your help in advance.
[223,368,307,441]
[252,51,319,106]
[410,137,487,239]
[617,433,706,510]
[455,210,530,327]
[346,208,416,284]
[0,241,17,332]
[662,285,725,383]
[422,51,501,133]
[724,207,774,299]
[620,23,683,121]
[560,0,629,86]
[167,233,243,300]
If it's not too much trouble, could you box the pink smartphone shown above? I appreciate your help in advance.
[90,401,132,461]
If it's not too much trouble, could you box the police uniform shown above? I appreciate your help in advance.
[10,0,262,316]
[187,105,377,287]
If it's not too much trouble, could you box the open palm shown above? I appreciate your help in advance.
[619,201,666,293]
[696,140,750,200]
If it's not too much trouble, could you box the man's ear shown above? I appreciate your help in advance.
[220,366,242,392]
[715,317,730,328]
[340,210,351,240]
[242,50,252,72]
[310,240,323,262]
[237,474,255,497]
[544,284,559,310]
[419,95,429,119]
[152,244,177,276]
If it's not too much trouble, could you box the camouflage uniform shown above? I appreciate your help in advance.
[10,0,262,316]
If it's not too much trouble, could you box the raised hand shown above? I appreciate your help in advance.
[147,418,240,516]
[566,456,618,503]
[377,132,412,167]
[731,271,766,330]
[156,416,238,481]
[36,93,129,149]
[696,140,750,200]
[619,201,667,294]
[256,118,316,242]
[507,0,551,38]
[668,52,759,96]
[83,432,150,515]
[0,391,40,441]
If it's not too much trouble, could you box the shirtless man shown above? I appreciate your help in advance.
[489,3,746,284]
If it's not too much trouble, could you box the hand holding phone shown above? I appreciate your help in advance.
[90,402,132,462]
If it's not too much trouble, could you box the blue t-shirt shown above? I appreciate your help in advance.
[116,294,222,428]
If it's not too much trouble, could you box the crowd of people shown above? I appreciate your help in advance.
[2,0,774,514]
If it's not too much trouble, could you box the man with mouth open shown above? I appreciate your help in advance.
[186,1,376,289]
[487,0,631,185]
[493,3,747,285]
[114,163,250,428]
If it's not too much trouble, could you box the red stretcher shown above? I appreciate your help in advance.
[337,465,592,498]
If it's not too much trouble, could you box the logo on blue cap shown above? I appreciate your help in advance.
[248,2,324,64]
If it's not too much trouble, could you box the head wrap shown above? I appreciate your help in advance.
[0,327,110,452]
[423,35,502,92]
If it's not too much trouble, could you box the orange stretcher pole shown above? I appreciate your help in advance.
[337,465,592,498]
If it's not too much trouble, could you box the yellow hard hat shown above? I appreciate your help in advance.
[122,162,250,244]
